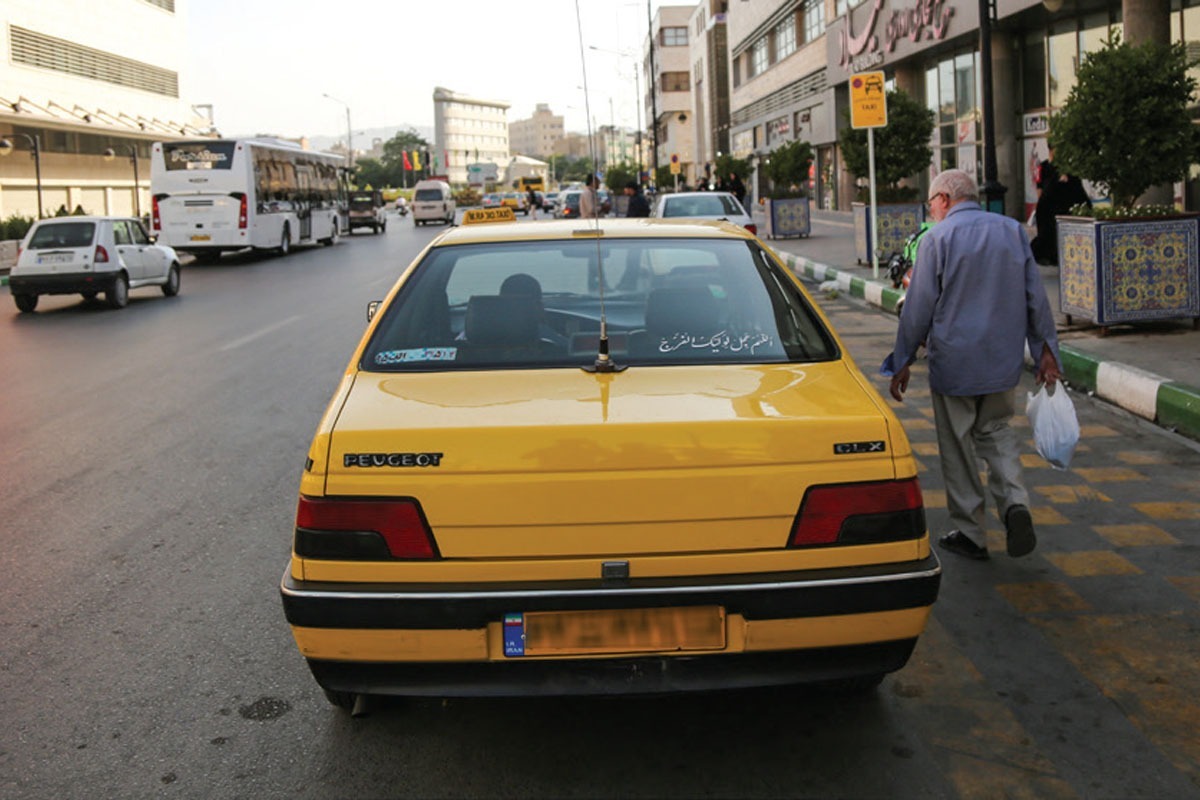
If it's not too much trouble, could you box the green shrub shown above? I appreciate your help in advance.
[764,139,815,198]
[1051,31,1200,212]
[1,213,36,241]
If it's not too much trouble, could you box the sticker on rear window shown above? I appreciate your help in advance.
[658,331,775,354]
[375,347,458,365]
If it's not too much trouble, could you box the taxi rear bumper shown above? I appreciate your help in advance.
[281,554,940,696]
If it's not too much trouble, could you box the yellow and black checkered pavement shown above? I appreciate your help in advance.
[810,285,1200,798]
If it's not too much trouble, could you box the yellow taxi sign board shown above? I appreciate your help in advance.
[462,207,516,224]
[850,71,888,129]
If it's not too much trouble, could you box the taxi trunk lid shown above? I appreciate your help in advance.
[323,364,906,558]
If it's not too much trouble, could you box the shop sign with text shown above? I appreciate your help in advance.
[827,0,977,83]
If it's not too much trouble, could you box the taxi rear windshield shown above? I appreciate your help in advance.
[361,237,838,371]
[414,189,442,201]
[661,194,745,217]
[28,222,96,249]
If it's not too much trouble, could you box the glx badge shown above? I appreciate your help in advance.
[833,441,886,455]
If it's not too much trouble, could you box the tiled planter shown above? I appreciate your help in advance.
[1057,215,1200,328]
[764,197,811,239]
[853,202,925,264]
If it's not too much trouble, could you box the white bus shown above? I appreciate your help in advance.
[149,139,348,260]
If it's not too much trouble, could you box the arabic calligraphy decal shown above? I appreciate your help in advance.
[657,331,776,354]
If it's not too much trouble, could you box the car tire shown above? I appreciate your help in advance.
[322,688,356,711]
[278,225,291,256]
[106,273,129,309]
[13,293,38,313]
[162,262,181,297]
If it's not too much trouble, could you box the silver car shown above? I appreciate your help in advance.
[652,191,757,234]
[9,216,181,312]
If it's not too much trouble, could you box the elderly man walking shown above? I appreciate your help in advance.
[883,169,1063,560]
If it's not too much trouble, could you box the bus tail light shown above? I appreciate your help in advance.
[94,245,109,263]
[233,192,248,229]
[790,478,925,547]
[151,196,161,232]
[294,496,440,560]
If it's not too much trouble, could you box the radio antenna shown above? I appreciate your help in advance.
[575,0,625,374]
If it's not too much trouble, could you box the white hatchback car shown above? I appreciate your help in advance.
[10,216,181,312]
[652,191,757,234]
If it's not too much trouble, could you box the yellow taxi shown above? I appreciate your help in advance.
[280,217,940,710]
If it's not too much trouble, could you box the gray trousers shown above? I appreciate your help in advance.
[931,389,1029,547]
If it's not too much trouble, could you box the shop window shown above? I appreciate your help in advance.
[1047,24,1078,108]
[1022,33,1047,110]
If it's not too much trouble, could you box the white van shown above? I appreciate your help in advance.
[411,180,455,226]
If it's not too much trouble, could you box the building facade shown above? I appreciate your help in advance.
[688,1,732,186]
[728,0,1198,216]
[509,103,564,159]
[433,87,510,185]
[1,0,211,219]
[645,5,699,186]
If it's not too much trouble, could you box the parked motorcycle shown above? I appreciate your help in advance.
[885,221,933,313]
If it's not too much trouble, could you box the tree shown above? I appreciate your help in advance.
[381,129,430,187]
[603,160,639,191]
[839,89,934,202]
[1051,31,1200,211]
[352,158,388,190]
[714,154,752,183]
[764,139,815,198]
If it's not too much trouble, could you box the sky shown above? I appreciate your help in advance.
[185,0,669,143]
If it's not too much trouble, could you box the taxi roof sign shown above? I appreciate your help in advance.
[850,71,887,129]
[462,207,516,224]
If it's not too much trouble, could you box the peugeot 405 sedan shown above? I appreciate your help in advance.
[10,216,181,313]
[279,216,940,711]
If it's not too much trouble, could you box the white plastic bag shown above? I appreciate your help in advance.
[1026,383,1080,470]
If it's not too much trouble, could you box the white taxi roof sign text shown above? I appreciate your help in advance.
[462,207,516,224]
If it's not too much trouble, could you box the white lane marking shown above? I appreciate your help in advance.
[219,315,301,352]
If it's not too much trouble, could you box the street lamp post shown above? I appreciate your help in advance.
[646,0,659,187]
[322,93,353,170]
[104,144,141,218]
[0,133,44,219]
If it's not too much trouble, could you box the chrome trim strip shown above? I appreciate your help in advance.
[280,561,941,603]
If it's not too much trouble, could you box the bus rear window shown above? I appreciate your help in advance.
[162,141,237,171]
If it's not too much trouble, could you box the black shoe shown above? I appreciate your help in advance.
[1005,505,1037,557]
[938,531,990,560]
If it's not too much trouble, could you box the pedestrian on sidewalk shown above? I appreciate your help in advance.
[527,186,539,220]
[882,169,1063,561]
[580,174,601,219]
[624,180,650,217]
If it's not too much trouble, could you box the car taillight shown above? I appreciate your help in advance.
[294,496,439,560]
[151,196,161,232]
[745,223,757,234]
[94,245,109,263]
[233,192,248,228]
[790,477,925,547]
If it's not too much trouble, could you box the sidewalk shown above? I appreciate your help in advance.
[758,206,1200,442]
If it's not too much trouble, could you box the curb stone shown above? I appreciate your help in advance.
[776,251,1200,442]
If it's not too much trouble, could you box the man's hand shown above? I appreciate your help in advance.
[1036,344,1062,388]
[889,364,911,402]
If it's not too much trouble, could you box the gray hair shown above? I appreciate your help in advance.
[928,169,978,202]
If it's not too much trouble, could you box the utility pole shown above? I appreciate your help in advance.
[646,0,659,187]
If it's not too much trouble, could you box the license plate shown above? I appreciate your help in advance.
[190,234,211,242]
[504,606,725,657]
[37,253,73,265]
